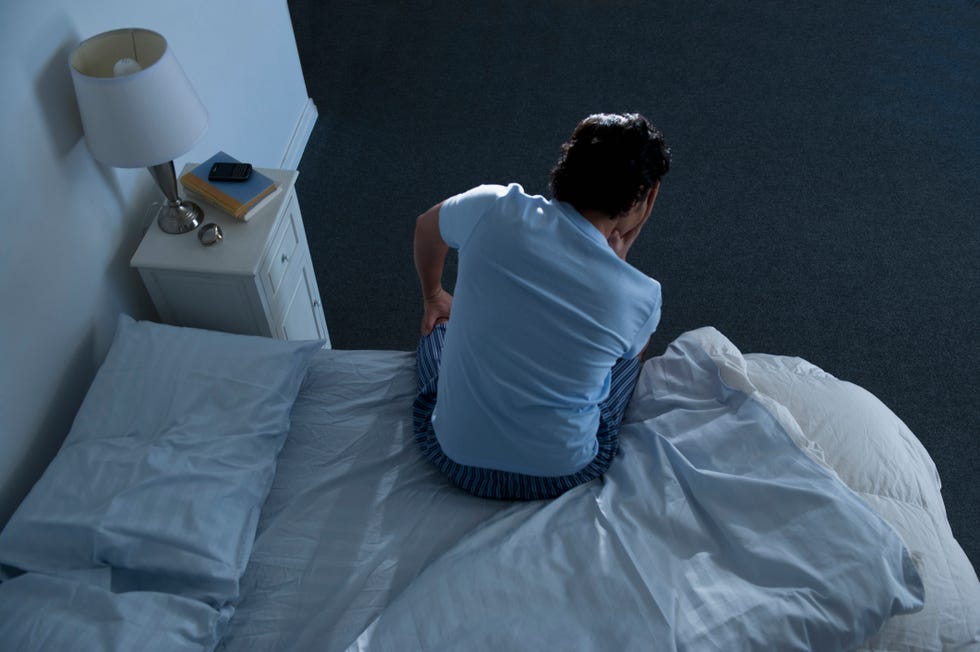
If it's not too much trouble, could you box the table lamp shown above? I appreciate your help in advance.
[70,28,208,234]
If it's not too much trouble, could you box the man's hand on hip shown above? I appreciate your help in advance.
[421,288,453,335]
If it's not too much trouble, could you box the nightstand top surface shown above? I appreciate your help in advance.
[130,166,299,276]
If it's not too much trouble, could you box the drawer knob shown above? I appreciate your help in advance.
[281,254,289,263]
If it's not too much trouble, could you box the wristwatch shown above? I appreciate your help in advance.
[198,223,223,246]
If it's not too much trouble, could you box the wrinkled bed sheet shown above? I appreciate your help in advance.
[219,328,977,651]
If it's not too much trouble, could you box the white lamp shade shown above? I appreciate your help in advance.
[69,28,208,168]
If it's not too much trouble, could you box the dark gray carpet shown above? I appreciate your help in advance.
[287,1,979,569]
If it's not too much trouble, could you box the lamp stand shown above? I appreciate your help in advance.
[148,161,203,234]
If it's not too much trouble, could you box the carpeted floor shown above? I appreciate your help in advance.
[287,1,979,568]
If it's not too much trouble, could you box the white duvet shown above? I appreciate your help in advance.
[220,328,979,652]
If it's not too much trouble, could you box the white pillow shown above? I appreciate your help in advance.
[0,316,323,607]
[744,353,980,651]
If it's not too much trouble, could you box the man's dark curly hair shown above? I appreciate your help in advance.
[550,113,671,218]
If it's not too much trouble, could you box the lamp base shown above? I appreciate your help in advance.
[156,200,204,234]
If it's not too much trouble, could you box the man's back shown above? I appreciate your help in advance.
[433,183,661,476]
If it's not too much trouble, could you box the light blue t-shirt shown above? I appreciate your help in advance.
[434,184,662,476]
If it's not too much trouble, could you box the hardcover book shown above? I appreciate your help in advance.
[180,152,277,220]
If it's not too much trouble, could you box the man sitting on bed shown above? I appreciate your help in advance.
[412,112,671,500]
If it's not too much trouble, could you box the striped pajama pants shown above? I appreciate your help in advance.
[412,324,642,501]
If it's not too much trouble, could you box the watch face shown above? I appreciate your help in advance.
[198,223,223,246]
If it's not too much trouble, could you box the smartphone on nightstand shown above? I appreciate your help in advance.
[208,162,252,182]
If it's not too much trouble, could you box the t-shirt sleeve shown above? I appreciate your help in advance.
[624,279,662,359]
[438,184,510,250]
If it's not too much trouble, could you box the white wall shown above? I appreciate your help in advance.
[0,0,316,526]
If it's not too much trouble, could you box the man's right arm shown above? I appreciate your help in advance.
[414,202,453,335]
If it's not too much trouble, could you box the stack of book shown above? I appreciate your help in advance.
[179,152,280,221]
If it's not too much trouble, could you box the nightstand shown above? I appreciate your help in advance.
[130,166,331,346]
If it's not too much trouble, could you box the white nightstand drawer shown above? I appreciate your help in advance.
[275,259,328,342]
[261,195,301,299]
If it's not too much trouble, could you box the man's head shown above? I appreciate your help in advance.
[550,113,671,218]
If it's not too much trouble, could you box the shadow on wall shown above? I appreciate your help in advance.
[0,327,95,527]
[34,37,83,157]
[32,22,126,206]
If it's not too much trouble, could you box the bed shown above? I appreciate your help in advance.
[0,316,977,651]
